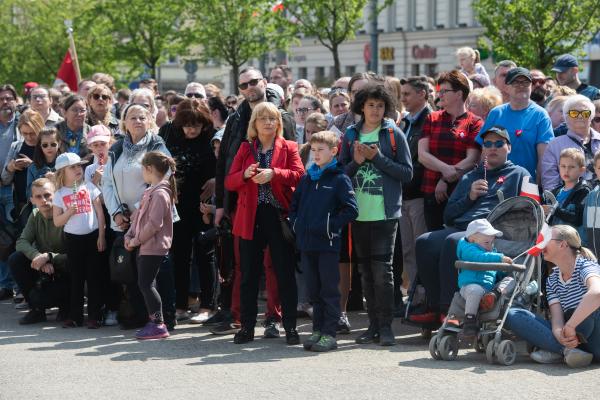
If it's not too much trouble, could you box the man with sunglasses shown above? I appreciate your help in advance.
[184,82,207,101]
[541,94,600,190]
[552,54,600,101]
[530,69,550,107]
[477,67,554,183]
[29,87,63,127]
[411,126,530,324]
[212,67,295,335]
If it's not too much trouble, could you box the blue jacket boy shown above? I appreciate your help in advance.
[289,160,358,253]
[456,238,503,291]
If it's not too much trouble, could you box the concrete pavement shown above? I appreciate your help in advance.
[0,300,598,400]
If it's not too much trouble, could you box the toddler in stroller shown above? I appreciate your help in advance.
[456,219,512,339]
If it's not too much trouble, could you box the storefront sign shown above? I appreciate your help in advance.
[412,45,437,59]
[380,47,394,61]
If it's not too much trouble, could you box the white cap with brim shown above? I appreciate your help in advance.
[55,152,88,171]
[465,218,503,238]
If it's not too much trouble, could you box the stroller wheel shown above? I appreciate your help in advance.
[429,336,442,360]
[486,341,496,364]
[438,335,459,361]
[496,340,517,366]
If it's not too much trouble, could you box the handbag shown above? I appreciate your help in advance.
[109,235,135,283]
[247,140,296,245]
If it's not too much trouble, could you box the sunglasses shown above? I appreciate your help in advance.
[238,78,261,90]
[92,93,111,101]
[32,94,48,100]
[483,140,506,148]
[531,78,546,85]
[41,142,58,148]
[567,109,592,119]
[186,93,205,99]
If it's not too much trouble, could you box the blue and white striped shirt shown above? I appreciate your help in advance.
[546,256,600,311]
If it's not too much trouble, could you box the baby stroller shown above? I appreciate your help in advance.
[428,194,544,365]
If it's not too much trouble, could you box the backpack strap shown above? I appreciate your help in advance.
[388,127,396,157]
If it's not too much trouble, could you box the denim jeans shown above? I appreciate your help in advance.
[0,260,17,290]
[506,307,600,360]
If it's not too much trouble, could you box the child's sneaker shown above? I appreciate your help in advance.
[311,334,337,352]
[460,314,478,339]
[135,322,169,340]
[479,290,499,312]
[303,331,321,350]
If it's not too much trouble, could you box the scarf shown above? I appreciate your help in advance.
[123,131,151,159]
[307,158,337,181]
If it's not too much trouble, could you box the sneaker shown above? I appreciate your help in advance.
[164,312,177,332]
[203,309,228,326]
[355,325,380,344]
[233,327,255,344]
[62,319,83,328]
[135,322,169,340]
[104,311,118,326]
[87,319,101,329]
[0,288,13,300]
[13,292,24,304]
[285,328,300,345]
[443,314,460,327]
[297,303,313,319]
[480,291,498,312]
[408,311,438,324]
[263,319,281,338]
[379,325,396,346]
[336,312,351,334]
[176,310,191,321]
[19,309,46,325]
[563,348,593,368]
[15,301,29,310]
[189,310,213,325]
[211,321,241,335]
[303,331,321,351]
[530,349,563,364]
[311,334,337,352]
[460,314,478,339]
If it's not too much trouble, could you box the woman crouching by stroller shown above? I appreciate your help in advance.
[506,225,600,368]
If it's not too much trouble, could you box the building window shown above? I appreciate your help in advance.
[426,64,438,76]
[345,65,356,76]
[383,64,395,77]
[329,66,336,79]
[411,64,420,75]
[298,67,307,79]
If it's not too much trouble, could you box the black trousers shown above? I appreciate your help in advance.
[66,231,103,323]
[8,251,69,311]
[239,204,297,331]
[423,194,446,232]
[137,255,167,322]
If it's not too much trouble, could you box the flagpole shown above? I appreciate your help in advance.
[64,20,81,85]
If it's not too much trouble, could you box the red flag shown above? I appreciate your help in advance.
[526,223,552,256]
[520,176,540,203]
[55,50,78,92]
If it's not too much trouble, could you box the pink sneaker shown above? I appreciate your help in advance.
[135,322,169,340]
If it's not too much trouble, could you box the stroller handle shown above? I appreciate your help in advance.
[455,261,526,273]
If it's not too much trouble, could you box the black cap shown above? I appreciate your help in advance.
[505,67,532,85]
[552,54,578,72]
[481,126,510,143]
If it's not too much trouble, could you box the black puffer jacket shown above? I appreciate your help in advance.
[215,87,296,214]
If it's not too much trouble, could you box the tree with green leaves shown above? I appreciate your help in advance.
[283,0,391,79]
[185,0,294,91]
[473,0,600,70]
[93,0,189,79]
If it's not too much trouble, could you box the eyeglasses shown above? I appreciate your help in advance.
[510,80,532,87]
[186,93,205,99]
[0,96,15,102]
[567,109,592,119]
[483,140,506,148]
[592,117,600,124]
[295,107,314,114]
[41,142,58,148]
[438,89,458,96]
[257,116,277,124]
[92,94,111,101]
[238,78,261,90]
[69,108,87,114]
[32,94,48,100]
[532,78,546,86]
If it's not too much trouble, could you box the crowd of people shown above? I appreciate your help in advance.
[0,48,599,366]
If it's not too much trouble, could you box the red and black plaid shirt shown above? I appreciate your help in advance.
[420,110,482,194]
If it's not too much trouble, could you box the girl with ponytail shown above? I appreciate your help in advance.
[124,151,177,340]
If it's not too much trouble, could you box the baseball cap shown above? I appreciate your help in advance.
[55,153,88,171]
[505,67,532,85]
[465,219,503,238]
[551,54,578,73]
[87,124,111,144]
[481,126,510,144]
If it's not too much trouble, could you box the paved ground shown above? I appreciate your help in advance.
[1,300,599,400]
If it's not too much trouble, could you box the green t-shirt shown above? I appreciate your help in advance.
[354,127,386,221]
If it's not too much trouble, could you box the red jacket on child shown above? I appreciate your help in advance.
[225,136,304,240]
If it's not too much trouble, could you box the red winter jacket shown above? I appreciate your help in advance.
[225,136,304,240]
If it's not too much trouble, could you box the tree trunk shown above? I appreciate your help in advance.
[332,44,341,79]
[232,63,240,95]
